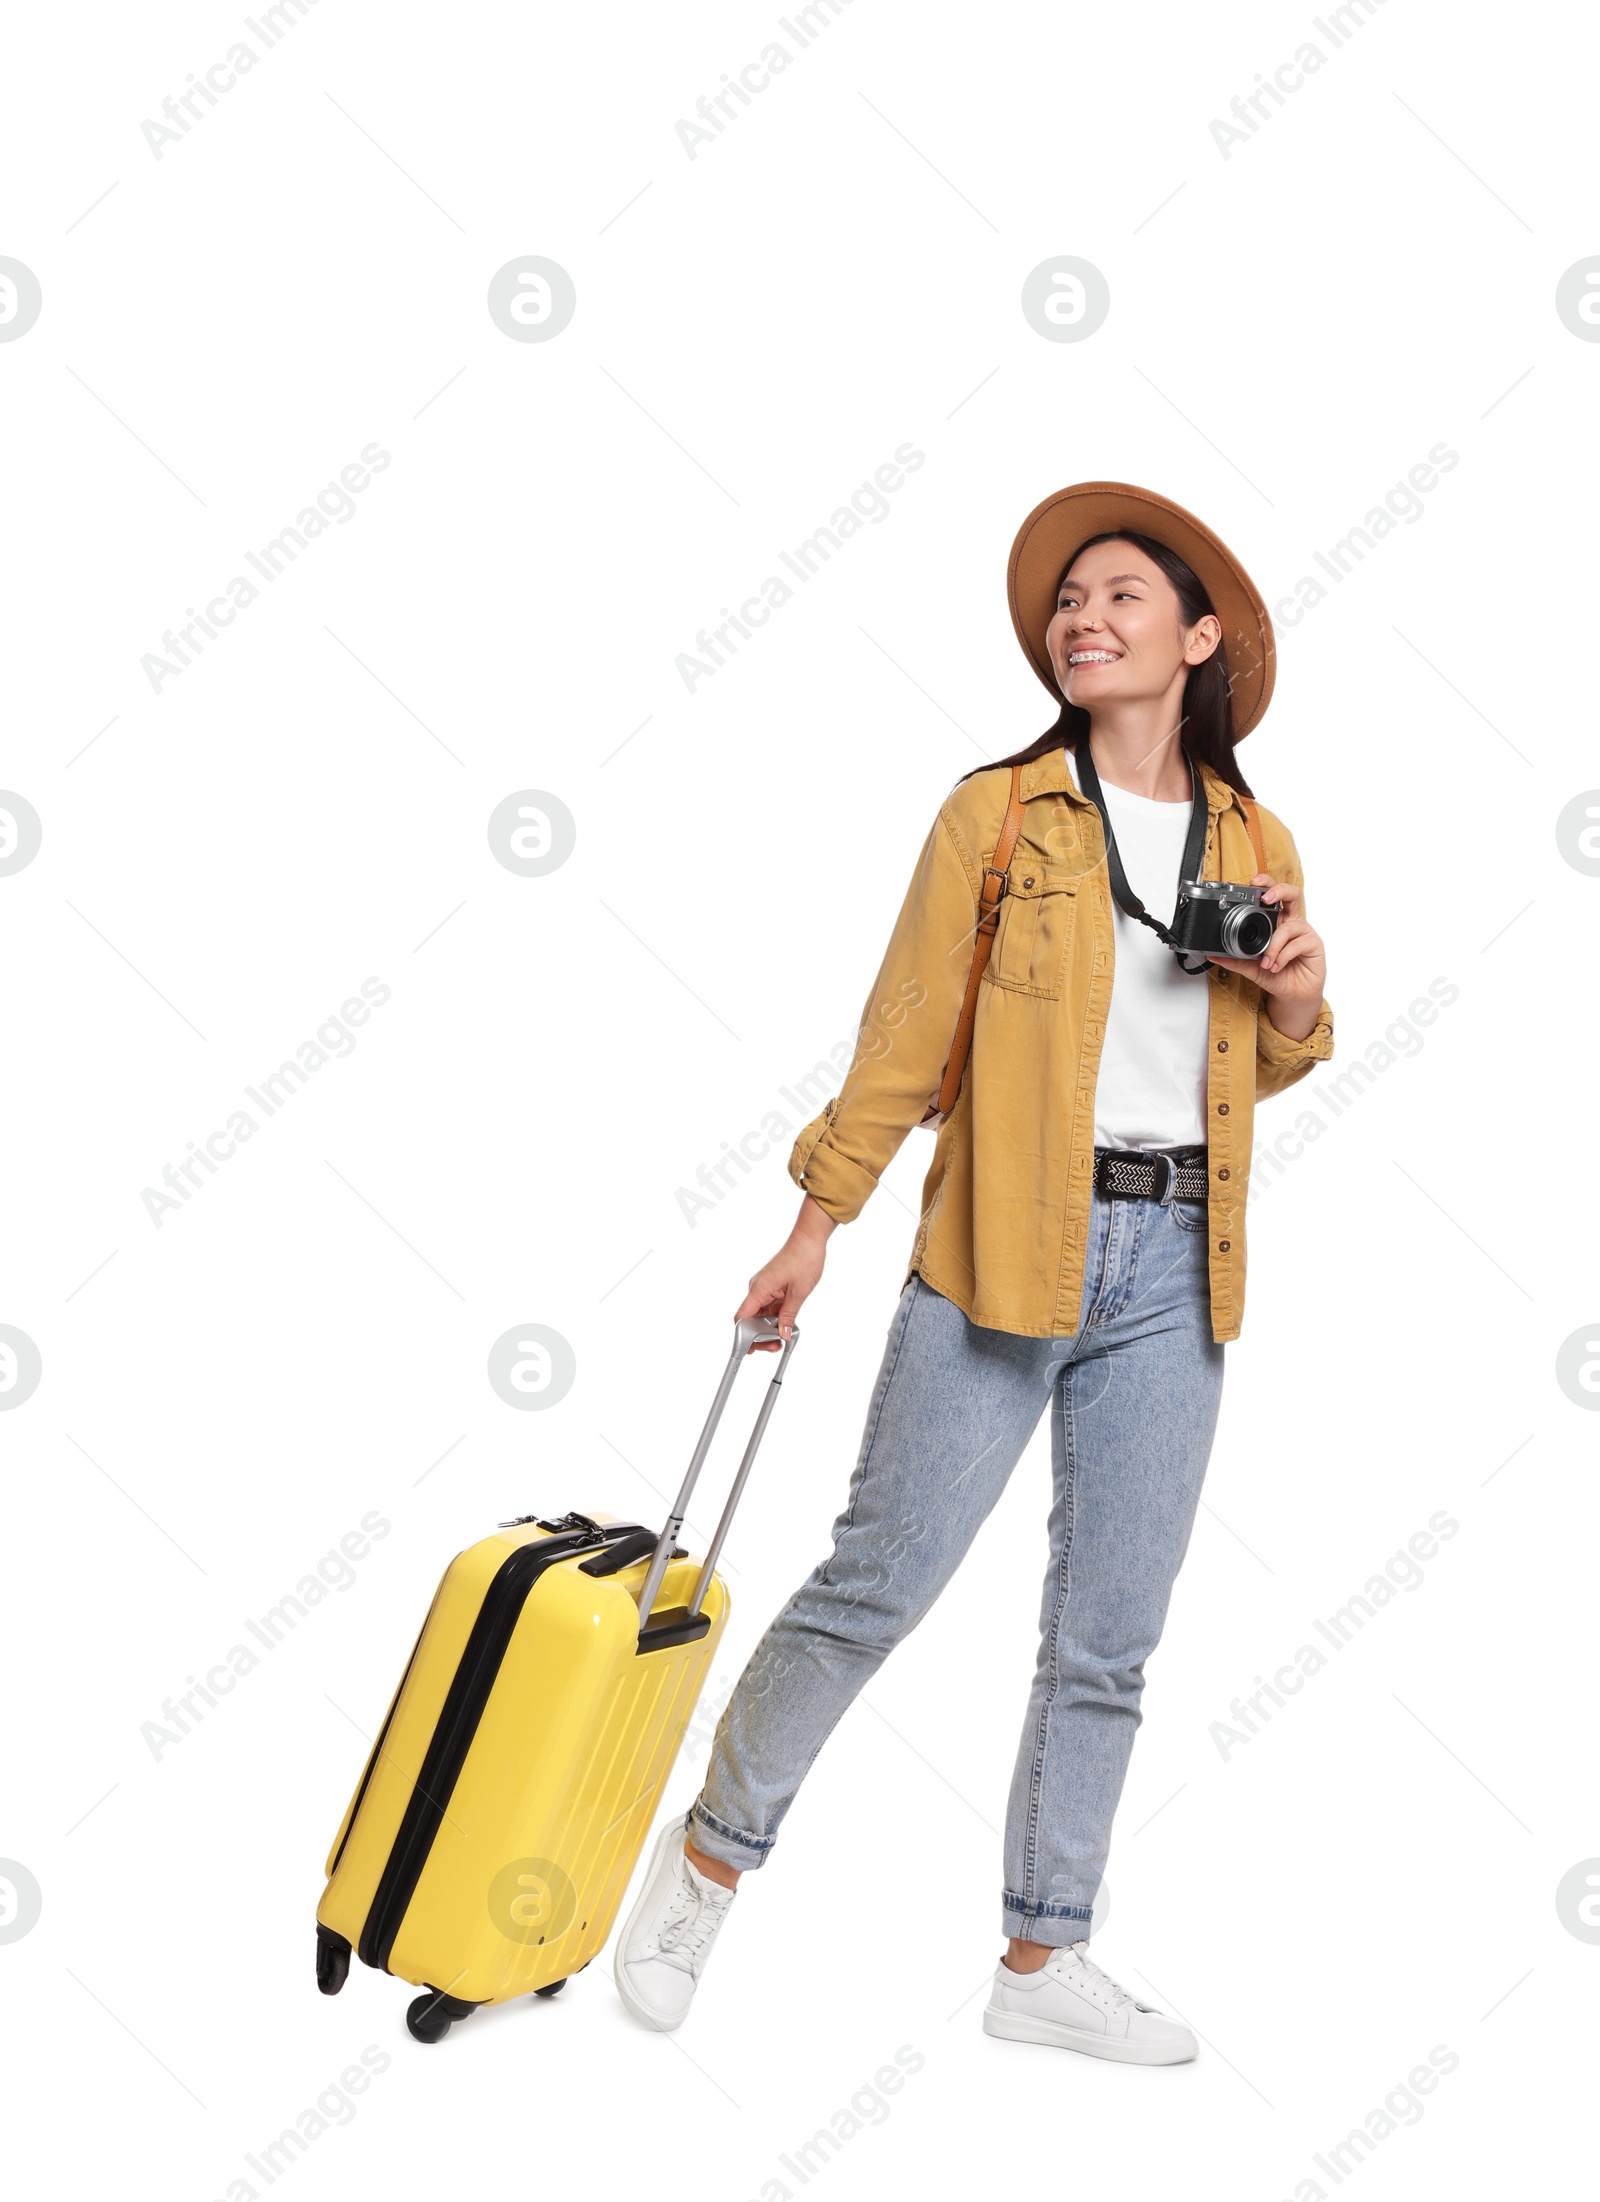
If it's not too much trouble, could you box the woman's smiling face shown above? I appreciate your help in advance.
[1044,538,1221,709]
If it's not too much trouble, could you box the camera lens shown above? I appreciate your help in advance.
[1220,903,1275,958]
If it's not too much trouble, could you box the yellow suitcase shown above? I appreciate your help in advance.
[315,1314,798,2043]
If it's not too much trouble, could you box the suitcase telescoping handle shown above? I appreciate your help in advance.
[633,1314,800,1636]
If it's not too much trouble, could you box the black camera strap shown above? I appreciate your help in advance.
[1071,737,1212,975]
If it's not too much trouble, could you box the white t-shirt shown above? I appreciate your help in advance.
[1063,747,1210,1151]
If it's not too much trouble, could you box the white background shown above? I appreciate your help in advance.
[3,1,1596,2195]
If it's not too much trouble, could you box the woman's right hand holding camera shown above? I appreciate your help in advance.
[737,1193,836,1350]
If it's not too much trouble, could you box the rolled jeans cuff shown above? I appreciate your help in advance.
[685,1797,776,1872]
[1001,1890,1096,1947]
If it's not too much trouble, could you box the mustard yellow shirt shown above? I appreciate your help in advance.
[788,747,1334,1343]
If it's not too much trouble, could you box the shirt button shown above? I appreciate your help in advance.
[1217,1102,1230,1115]
[1216,1039,1228,1052]
[1218,1167,1230,1181]
[1219,1240,1231,1252]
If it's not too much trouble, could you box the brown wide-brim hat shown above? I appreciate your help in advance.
[1007,481,1276,739]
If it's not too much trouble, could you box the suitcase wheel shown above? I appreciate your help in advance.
[315,1927,351,1997]
[406,1989,478,2044]
[533,1977,566,1999]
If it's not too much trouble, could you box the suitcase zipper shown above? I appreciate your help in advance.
[357,1521,646,1975]
[327,1602,435,1880]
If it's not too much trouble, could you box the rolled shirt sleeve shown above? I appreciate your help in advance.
[1250,814,1333,1099]
[788,806,980,1224]
[1254,994,1334,1096]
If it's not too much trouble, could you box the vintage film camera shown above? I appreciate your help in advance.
[1167,878,1282,961]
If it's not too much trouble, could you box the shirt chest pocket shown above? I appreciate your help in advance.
[987,867,1079,997]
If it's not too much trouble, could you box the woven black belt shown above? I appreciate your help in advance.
[1093,1146,1209,1203]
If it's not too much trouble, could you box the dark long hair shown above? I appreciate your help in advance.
[964,531,1255,797]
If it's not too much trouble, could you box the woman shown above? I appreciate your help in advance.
[615,482,1334,2062]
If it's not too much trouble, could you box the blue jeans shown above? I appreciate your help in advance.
[687,1178,1225,1944]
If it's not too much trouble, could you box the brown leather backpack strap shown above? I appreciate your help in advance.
[1239,794,1268,876]
[934,765,1025,1119]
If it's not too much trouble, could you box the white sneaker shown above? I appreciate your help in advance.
[613,1817,737,2032]
[982,1942,1197,2065]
